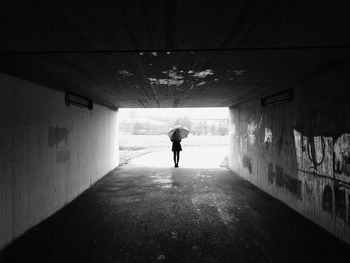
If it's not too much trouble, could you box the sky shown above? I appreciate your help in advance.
[119,107,228,120]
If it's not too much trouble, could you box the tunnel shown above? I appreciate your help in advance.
[1,1,350,262]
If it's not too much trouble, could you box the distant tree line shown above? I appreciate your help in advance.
[120,116,228,136]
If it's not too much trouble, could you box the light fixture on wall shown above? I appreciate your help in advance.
[261,88,294,106]
[65,91,93,110]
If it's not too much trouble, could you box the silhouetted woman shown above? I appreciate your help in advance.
[171,139,182,167]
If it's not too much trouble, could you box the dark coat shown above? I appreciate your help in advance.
[171,140,182,152]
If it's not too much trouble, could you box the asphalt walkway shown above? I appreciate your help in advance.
[1,159,349,262]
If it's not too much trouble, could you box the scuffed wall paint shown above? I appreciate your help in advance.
[48,127,69,148]
[229,71,350,244]
[0,74,119,250]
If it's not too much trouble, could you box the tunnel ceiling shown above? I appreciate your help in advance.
[1,0,350,108]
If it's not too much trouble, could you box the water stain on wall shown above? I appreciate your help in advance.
[56,150,70,163]
[268,163,302,199]
[243,155,252,174]
[48,127,69,148]
[348,194,350,225]
[304,176,315,200]
[335,185,346,221]
[240,136,248,152]
[322,185,333,214]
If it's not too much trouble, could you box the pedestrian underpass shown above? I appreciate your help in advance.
[1,1,350,262]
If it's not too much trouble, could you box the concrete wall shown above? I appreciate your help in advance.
[0,74,119,250]
[229,66,350,244]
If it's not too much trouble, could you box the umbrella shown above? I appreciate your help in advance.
[168,127,190,141]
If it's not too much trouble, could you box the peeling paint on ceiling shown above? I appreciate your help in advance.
[118,70,133,77]
[149,66,185,86]
[148,78,184,86]
[168,67,183,80]
[196,81,206,86]
[192,69,214,78]
[233,69,247,76]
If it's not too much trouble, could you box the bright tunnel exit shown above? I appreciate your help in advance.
[119,108,229,168]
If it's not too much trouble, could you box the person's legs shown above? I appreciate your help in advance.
[176,151,180,166]
[173,151,176,167]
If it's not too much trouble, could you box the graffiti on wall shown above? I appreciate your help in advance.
[247,120,257,145]
[264,128,272,145]
[293,130,350,224]
[238,119,258,152]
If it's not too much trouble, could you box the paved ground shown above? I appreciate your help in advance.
[129,146,229,168]
[1,163,349,262]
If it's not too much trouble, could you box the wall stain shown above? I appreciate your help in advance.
[56,150,70,163]
[348,194,350,226]
[304,177,315,199]
[322,185,333,215]
[49,127,69,148]
[268,163,301,199]
[243,155,252,174]
[334,185,346,221]
[277,122,286,151]
[268,163,274,184]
